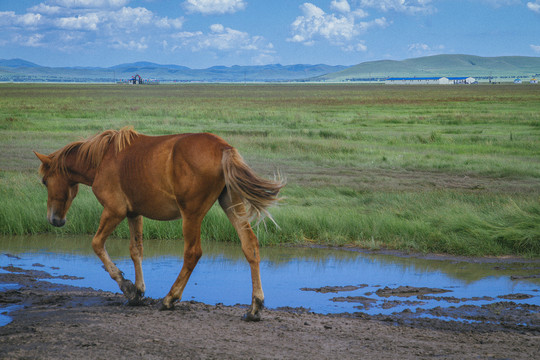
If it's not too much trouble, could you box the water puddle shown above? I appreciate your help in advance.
[1,234,539,324]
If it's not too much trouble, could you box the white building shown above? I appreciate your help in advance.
[385,76,476,85]
[447,77,476,84]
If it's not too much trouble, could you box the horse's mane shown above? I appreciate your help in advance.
[40,127,139,176]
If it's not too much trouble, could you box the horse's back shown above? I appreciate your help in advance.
[123,133,230,218]
[121,132,229,173]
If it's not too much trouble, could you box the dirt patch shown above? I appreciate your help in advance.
[252,161,540,195]
[498,293,534,300]
[380,299,426,309]
[417,295,495,303]
[374,286,451,298]
[300,284,368,293]
[330,295,377,310]
[1,267,539,359]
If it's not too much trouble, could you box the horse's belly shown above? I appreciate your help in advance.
[144,208,182,221]
[131,198,182,221]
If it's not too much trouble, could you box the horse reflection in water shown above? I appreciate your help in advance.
[34,127,284,321]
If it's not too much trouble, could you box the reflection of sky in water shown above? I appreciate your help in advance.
[1,237,539,319]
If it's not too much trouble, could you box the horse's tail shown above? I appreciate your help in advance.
[221,147,285,224]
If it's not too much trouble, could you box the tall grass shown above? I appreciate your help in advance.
[1,83,539,257]
[2,173,538,257]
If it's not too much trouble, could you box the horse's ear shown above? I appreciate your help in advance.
[34,151,51,166]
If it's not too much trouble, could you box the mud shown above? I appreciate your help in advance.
[300,284,368,293]
[374,286,451,298]
[1,266,539,359]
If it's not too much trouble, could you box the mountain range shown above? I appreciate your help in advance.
[1,54,539,83]
[0,59,346,83]
[318,54,540,82]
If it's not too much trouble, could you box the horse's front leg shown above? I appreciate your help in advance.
[92,209,137,303]
[127,215,146,305]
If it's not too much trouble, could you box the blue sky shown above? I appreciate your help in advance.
[1,0,539,68]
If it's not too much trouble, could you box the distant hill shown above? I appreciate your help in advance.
[317,54,540,82]
[109,62,191,71]
[0,60,347,83]
[0,58,41,68]
[1,55,539,83]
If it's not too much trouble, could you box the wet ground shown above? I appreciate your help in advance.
[1,234,539,330]
[1,262,539,359]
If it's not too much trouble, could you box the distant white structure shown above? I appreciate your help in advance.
[448,77,476,84]
[514,79,522,84]
[531,78,538,84]
[385,76,476,85]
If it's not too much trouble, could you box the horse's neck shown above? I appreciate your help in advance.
[64,150,96,186]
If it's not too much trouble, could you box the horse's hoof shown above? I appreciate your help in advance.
[159,301,175,311]
[120,279,136,294]
[120,280,138,300]
[242,311,261,322]
[126,297,146,306]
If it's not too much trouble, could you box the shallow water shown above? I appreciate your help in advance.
[1,234,539,325]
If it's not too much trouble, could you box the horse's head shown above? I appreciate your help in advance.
[34,151,79,227]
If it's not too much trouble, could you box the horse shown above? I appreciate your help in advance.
[34,127,284,321]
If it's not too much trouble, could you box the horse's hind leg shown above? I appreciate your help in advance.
[161,214,203,310]
[128,215,146,304]
[219,191,264,321]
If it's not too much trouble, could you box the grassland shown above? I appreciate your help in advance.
[0,83,539,257]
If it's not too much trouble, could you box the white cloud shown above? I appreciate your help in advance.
[288,3,354,44]
[408,43,430,52]
[111,37,148,51]
[0,2,184,51]
[480,0,520,7]
[352,9,369,18]
[173,24,272,53]
[0,11,16,25]
[528,1,540,13]
[55,13,99,30]
[109,7,154,29]
[300,3,325,18]
[343,42,367,52]
[52,0,128,8]
[18,13,43,27]
[531,44,540,53]
[408,42,445,55]
[14,33,45,47]
[330,0,351,13]
[155,17,184,29]
[1,3,184,31]
[28,4,63,15]
[183,0,246,14]
[210,23,225,33]
[0,11,44,28]
[359,0,434,14]
[288,3,386,46]
[358,17,389,32]
[252,52,277,65]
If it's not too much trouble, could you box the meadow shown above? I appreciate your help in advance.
[0,83,539,257]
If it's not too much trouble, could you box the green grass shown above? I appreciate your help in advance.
[1,83,539,257]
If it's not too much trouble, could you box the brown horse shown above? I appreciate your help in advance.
[34,127,284,321]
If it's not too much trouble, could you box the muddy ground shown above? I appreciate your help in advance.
[1,266,538,359]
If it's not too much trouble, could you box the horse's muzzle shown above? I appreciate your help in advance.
[50,217,66,227]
